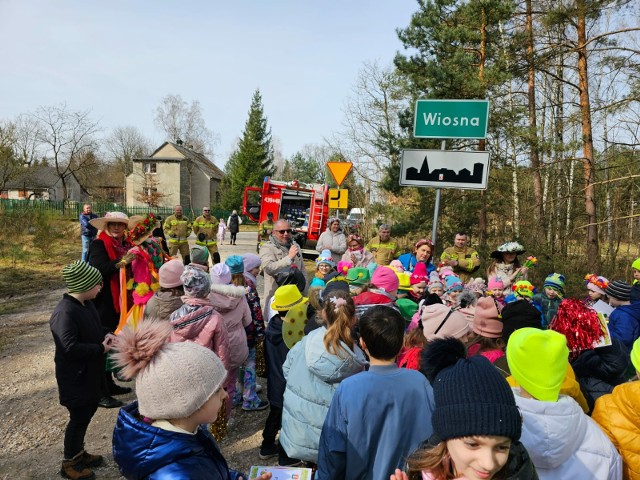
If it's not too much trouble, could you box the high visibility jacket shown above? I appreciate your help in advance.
[259,220,275,241]
[365,236,399,266]
[440,245,480,282]
[193,216,219,245]
[164,215,191,243]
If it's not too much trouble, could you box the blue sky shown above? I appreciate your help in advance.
[0,1,417,167]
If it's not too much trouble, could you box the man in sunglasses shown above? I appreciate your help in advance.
[259,219,306,302]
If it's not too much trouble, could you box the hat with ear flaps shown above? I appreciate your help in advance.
[421,337,522,443]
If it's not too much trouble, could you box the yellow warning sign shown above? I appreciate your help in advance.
[328,188,348,209]
[327,162,353,187]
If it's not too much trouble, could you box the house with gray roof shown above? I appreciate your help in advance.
[0,165,89,201]
[125,141,224,213]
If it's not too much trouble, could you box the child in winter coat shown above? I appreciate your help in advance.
[111,322,271,480]
[217,218,227,244]
[168,265,229,370]
[487,276,506,309]
[584,273,609,307]
[592,337,640,480]
[632,257,640,285]
[605,280,640,350]
[507,328,622,480]
[427,271,445,298]
[442,275,463,307]
[280,290,367,464]
[395,337,536,480]
[353,265,399,319]
[532,273,565,328]
[315,249,336,282]
[260,283,309,466]
[227,255,267,412]
[51,261,116,480]
[208,262,252,420]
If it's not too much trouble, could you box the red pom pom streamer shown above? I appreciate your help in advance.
[550,298,602,360]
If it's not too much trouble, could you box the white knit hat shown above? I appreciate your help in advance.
[114,322,227,420]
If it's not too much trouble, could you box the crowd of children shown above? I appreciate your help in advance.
[49,227,640,480]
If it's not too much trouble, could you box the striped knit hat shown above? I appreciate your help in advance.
[63,261,103,293]
[605,280,632,301]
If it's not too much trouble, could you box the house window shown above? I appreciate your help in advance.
[144,162,157,174]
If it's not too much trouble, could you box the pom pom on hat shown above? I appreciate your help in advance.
[512,280,535,299]
[550,298,602,357]
[181,265,211,298]
[225,255,245,274]
[210,263,232,286]
[63,260,103,293]
[584,273,609,296]
[241,253,261,273]
[410,262,429,285]
[113,321,226,420]
[543,273,566,297]
[507,328,569,402]
[487,276,505,292]
[422,338,522,442]
[605,280,632,301]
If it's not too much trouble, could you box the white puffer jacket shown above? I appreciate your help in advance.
[514,390,622,480]
[316,229,347,263]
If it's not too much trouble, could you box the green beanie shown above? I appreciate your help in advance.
[506,328,569,402]
[63,261,103,294]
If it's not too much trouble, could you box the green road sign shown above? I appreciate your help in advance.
[413,99,489,139]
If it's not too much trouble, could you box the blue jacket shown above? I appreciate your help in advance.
[79,213,98,237]
[316,364,435,480]
[608,302,640,350]
[113,402,239,480]
[281,327,367,463]
[397,254,435,275]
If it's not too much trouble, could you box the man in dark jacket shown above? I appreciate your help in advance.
[227,210,242,245]
[50,261,116,480]
[79,204,98,262]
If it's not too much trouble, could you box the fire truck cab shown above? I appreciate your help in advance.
[243,177,329,253]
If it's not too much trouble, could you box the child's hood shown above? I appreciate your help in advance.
[515,392,587,469]
[304,327,367,382]
[208,283,246,312]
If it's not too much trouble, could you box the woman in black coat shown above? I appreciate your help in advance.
[50,261,116,479]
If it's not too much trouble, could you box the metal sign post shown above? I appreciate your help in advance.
[431,140,445,246]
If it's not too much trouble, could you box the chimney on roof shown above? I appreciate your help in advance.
[176,139,183,145]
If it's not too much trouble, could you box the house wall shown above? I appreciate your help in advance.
[126,160,181,207]
[179,162,212,214]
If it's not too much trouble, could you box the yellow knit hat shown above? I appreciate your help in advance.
[631,337,640,373]
[506,328,569,402]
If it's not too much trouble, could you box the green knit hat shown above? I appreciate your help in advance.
[63,261,103,293]
[506,328,569,402]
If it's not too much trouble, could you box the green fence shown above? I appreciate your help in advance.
[0,199,243,222]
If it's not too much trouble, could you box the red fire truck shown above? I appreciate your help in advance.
[242,177,330,252]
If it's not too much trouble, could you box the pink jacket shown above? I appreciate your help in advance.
[209,284,251,369]
[168,298,230,370]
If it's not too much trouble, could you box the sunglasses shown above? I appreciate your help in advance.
[203,209,210,212]
[275,229,292,234]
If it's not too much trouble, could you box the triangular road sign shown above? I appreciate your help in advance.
[327,162,353,187]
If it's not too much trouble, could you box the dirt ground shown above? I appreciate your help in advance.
[0,232,289,480]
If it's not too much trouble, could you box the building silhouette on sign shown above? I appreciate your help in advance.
[405,154,484,184]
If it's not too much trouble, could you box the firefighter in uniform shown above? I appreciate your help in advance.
[366,224,400,266]
[257,211,275,251]
[164,205,192,265]
[192,206,220,265]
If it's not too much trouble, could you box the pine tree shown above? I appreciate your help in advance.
[221,89,275,209]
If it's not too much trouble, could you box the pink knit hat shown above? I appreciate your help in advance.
[159,259,185,288]
[371,266,400,293]
[473,297,503,338]
[410,262,429,285]
[422,303,471,341]
[487,276,505,292]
